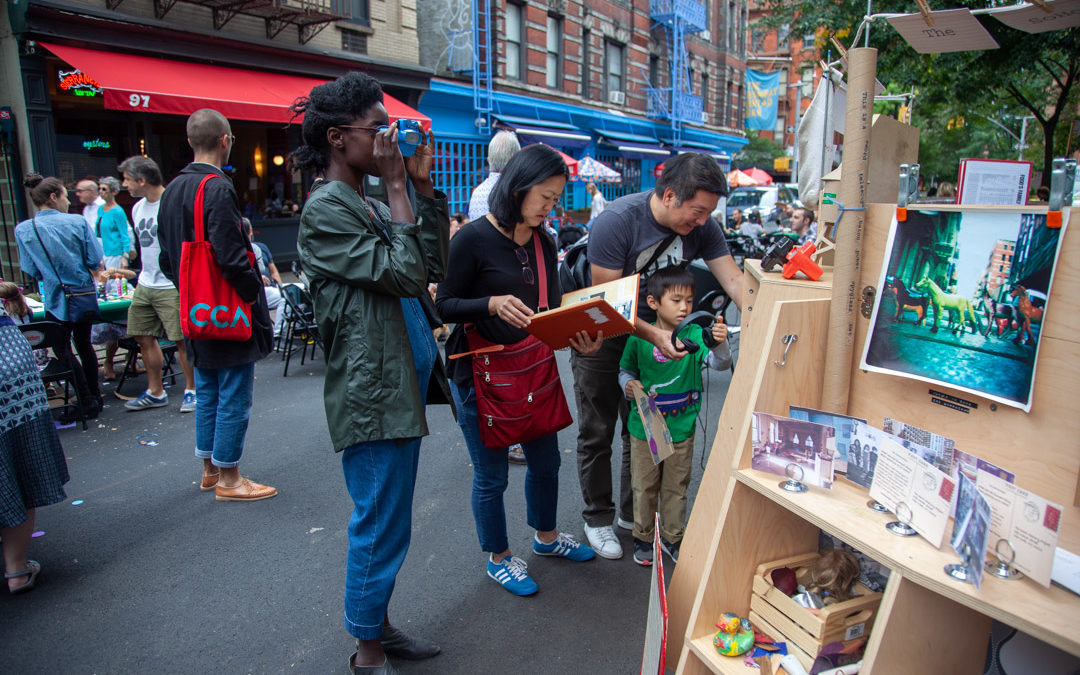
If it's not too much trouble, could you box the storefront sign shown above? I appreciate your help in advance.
[58,69,103,97]
[82,139,111,150]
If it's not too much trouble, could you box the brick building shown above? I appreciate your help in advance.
[416,0,749,213]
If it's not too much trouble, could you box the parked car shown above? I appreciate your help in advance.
[725,185,802,231]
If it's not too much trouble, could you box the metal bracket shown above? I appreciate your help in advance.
[773,334,797,367]
[860,285,877,319]
[1048,158,1077,212]
[897,163,921,209]
[152,0,177,19]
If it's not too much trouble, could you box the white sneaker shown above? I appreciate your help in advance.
[584,523,623,560]
[616,517,634,531]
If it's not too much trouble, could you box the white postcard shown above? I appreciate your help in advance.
[975,470,1062,587]
[870,439,955,548]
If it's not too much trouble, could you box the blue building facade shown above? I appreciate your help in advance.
[420,79,747,215]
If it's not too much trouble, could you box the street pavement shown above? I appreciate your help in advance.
[0,343,734,674]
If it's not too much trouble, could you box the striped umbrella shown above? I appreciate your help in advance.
[573,155,622,183]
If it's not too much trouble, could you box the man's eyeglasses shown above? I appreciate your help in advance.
[514,246,535,286]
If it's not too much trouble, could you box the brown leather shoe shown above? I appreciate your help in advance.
[507,444,526,465]
[215,477,278,502]
[200,472,220,491]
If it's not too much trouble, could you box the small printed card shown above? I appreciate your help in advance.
[976,470,1063,587]
[869,439,954,548]
[952,472,992,589]
[751,412,836,489]
[789,406,866,474]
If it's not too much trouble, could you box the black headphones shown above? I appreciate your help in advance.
[670,311,718,354]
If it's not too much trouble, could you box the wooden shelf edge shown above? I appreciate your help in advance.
[686,635,752,675]
[734,468,1080,657]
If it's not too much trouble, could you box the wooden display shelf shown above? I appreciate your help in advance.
[686,634,762,675]
[737,468,1080,656]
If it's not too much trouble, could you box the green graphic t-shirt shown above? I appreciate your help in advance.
[620,323,710,443]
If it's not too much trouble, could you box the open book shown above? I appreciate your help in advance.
[526,274,639,350]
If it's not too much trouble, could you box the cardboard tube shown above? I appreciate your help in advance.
[822,47,877,414]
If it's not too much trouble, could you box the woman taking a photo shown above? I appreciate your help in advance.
[437,144,602,597]
[292,72,450,675]
[96,176,131,271]
[14,174,104,418]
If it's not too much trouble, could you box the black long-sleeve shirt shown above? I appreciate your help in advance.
[436,217,560,385]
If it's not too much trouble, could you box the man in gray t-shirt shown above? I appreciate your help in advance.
[572,153,744,560]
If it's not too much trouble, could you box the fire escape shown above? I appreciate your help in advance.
[646,0,705,147]
[449,0,494,135]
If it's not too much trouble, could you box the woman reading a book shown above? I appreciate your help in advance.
[436,144,603,596]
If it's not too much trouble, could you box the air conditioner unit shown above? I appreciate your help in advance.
[701,112,710,124]
[608,90,626,105]
[700,30,711,42]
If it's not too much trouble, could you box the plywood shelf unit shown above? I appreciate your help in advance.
[668,204,1080,675]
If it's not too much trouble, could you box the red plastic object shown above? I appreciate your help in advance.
[1048,211,1063,229]
[781,241,824,281]
[896,206,908,222]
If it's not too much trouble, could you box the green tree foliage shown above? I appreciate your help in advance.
[759,0,1080,186]
[734,132,787,170]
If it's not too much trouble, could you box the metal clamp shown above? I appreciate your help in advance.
[897,163,921,209]
[886,501,918,537]
[773,334,798,367]
[989,537,1023,580]
[1048,158,1077,212]
[779,463,809,494]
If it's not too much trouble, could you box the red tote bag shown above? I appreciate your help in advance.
[178,174,255,341]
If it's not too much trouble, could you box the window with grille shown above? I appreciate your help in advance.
[430,138,492,215]
[331,0,369,26]
[594,152,641,202]
[341,30,367,54]
[505,3,524,81]
[546,15,562,89]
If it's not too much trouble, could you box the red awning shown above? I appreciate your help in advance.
[40,42,430,128]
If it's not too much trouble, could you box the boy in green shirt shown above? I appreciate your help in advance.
[619,266,731,566]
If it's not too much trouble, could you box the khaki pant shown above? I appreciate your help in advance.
[630,435,694,544]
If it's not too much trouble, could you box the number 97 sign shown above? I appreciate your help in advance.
[128,94,150,108]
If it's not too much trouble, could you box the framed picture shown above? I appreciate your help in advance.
[861,209,1067,412]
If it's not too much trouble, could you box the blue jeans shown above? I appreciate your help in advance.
[342,297,436,640]
[193,363,255,468]
[449,380,561,554]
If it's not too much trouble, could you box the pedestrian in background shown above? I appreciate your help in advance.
[15,174,104,420]
[0,303,70,595]
[119,155,197,413]
[158,108,276,502]
[292,71,449,674]
[95,177,131,271]
[467,130,520,221]
[437,144,601,597]
[587,182,607,223]
[74,178,104,233]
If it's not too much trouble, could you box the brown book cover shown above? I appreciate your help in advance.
[525,274,639,350]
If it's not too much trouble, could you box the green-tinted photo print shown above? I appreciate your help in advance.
[862,209,1067,412]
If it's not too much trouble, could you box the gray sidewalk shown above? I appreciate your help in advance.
[0,348,733,674]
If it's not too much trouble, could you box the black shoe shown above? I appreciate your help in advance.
[660,537,680,564]
[380,623,440,660]
[633,539,653,567]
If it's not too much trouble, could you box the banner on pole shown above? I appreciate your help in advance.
[745,70,782,131]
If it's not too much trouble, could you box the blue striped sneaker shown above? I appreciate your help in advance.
[532,532,596,562]
[487,555,538,596]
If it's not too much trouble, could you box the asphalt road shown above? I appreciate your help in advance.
[0,343,734,674]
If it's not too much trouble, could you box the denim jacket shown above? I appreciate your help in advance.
[15,209,104,321]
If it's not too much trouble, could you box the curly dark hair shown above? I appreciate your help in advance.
[288,72,384,173]
[488,144,568,232]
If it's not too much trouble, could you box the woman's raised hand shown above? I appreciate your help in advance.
[489,294,534,328]
[372,122,407,187]
[404,128,435,196]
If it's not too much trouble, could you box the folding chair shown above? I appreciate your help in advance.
[113,336,179,399]
[19,321,90,430]
[279,283,322,377]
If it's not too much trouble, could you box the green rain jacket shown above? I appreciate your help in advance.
[297,180,451,452]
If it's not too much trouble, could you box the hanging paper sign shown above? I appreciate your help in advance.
[744,70,782,131]
[993,0,1080,33]
[887,9,1000,53]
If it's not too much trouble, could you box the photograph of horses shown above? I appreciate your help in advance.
[861,209,1066,412]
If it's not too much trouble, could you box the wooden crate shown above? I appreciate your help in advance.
[750,552,882,663]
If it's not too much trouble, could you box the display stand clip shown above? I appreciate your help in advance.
[779,463,809,493]
[1047,157,1076,229]
[989,538,1024,580]
[897,163,921,222]
[867,499,890,513]
[886,501,918,537]
[773,334,798,367]
[944,542,975,584]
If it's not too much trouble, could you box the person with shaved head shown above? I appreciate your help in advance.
[158,108,277,502]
